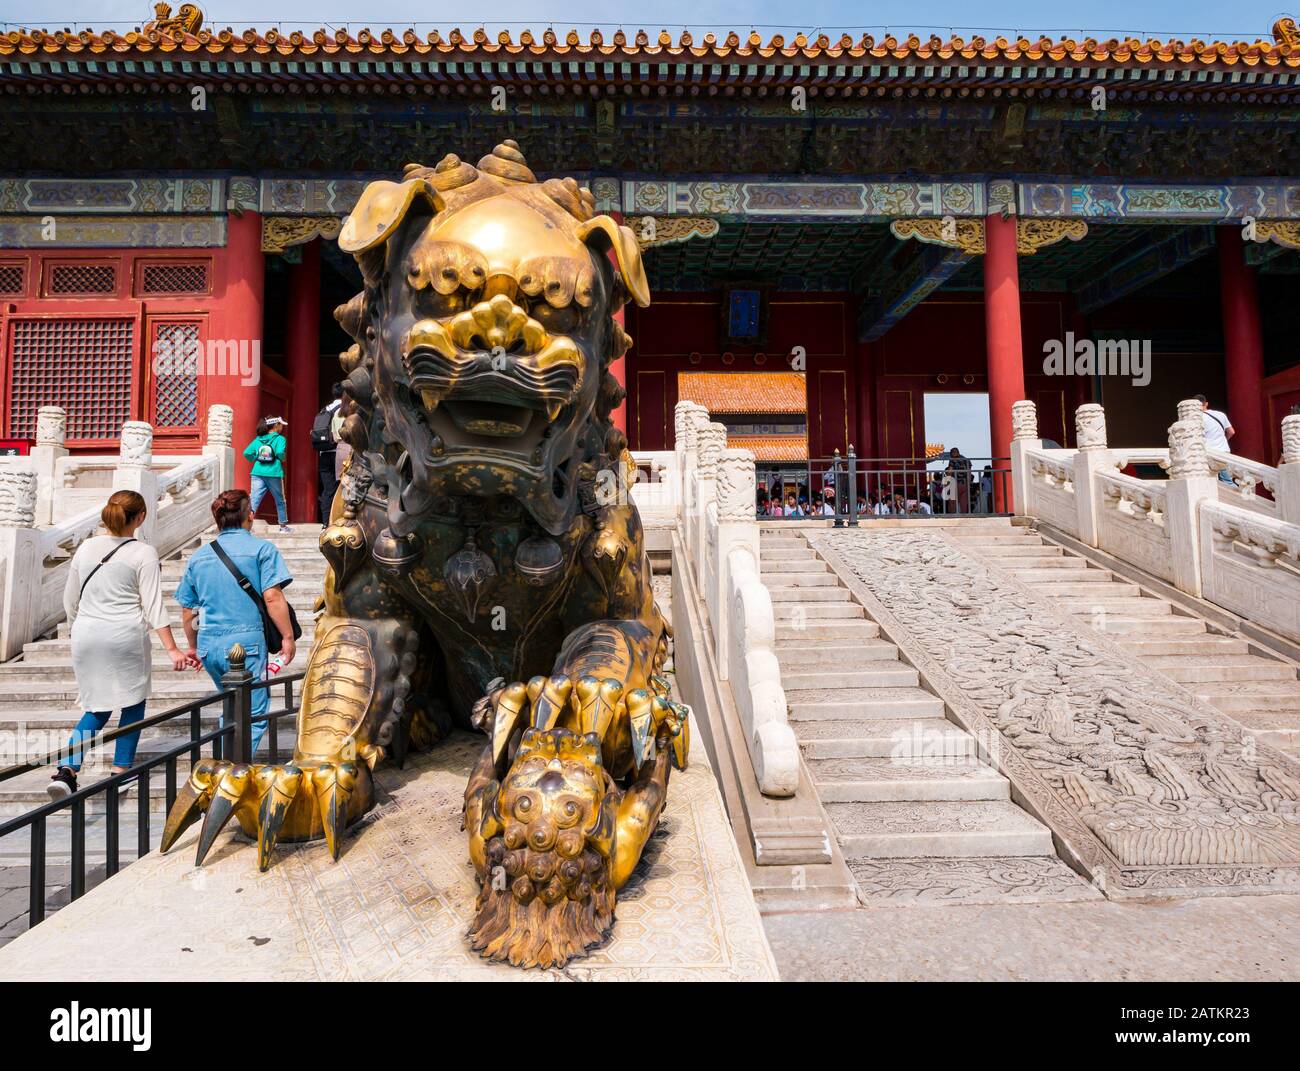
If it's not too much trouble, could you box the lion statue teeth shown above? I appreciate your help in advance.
[160,141,688,969]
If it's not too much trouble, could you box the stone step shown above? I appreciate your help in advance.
[1065,598,1173,617]
[1031,580,1141,598]
[776,641,898,668]
[761,558,828,573]
[946,533,1042,545]
[1146,656,1298,684]
[825,800,1054,859]
[1126,635,1248,656]
[759,571,839,587]
[766,586,853,603]
[996,556,1088,570]
[0,817,150,864]
[1223,710,1300,748]
[1012,567,1112,583]
[1089,615,1207,635]
[0,676,302,709]
[161,559,328,578]
[808,757,1009,803]
[794,717,967,758]
[1193,684,1300,712]
[773,603,865,621]
[784,665,920,690]
[788,687,946,723]
[969,544,1061,558]
[775,621,879,643]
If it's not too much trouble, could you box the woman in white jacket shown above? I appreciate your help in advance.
[47,491,196,799]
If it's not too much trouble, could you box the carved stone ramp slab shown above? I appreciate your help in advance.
[813,529,1300,899]
[0,733,777,981]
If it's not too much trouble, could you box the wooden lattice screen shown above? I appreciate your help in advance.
[7,317,135,441]
[149,320,201,430]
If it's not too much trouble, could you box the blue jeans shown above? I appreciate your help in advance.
[63,700,147,772]
[198,629,269,755]
[250,475,288,525]
[1218,469,1234,485]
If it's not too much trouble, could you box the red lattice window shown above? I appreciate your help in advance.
[150,320,201,429]
[7,318,135,441]
[0,263,24,296]
[139,261,210,296]
[47,263,117,295]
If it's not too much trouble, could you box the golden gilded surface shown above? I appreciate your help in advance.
[262,215,343,254]
[162,141,683,969]
[1255,220,1300,251]
[890,216,1089,255]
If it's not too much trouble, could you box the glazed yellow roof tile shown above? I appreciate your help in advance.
[727,434,809,462]
[2,24,1299,69]
[678,372,806,415]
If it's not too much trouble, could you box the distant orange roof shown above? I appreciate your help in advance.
[679,372,806,416]
[925,442,946,459]
[3,25,1298,72]
[728,434,808,462]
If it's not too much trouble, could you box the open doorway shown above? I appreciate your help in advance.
[922,392,995,515]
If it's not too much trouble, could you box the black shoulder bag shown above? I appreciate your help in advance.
[210,541,302,654]
[79,538,137,598]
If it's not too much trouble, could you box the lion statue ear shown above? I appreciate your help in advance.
[575,216,650,309]
[339,178,446,255]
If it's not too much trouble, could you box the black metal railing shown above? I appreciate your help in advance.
[754,451,1012,524]
[0,650,302,931]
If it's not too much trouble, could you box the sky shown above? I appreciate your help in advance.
[924,393,991,463]
[0,0,1290,38]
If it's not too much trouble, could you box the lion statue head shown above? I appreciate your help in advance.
[334,142,649,538]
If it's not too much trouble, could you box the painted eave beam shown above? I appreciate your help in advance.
[858,242,970,342]
[1076,225,1215,315]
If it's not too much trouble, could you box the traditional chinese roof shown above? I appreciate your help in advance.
[3,25,1299,88]
[678,372,806,415]
[924,442,946,459]
[728,434,808,462]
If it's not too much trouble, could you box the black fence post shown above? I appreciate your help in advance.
[222,643,255,765]
[847,444,859,527]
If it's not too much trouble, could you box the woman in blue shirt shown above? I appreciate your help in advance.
[243,415,291,533]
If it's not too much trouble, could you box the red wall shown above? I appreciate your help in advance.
[627,289,1079,460]
[626,290,859,458]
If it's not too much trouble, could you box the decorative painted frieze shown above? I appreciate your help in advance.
[0,177,222,214]
[623,179,986,218]
[624,215,719,249]
[891,217,1089,255]
[0,214,226,247]
[1019,182,1300,221]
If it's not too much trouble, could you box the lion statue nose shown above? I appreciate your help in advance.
[449,293,545,356]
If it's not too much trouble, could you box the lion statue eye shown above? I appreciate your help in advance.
[529,303,579,335]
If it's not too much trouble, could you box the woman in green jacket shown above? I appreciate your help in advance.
[243,416,291,532]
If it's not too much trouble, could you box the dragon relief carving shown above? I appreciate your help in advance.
[821,531,1300,885]
[161,142,690,968]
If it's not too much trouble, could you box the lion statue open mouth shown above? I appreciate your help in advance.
[161,141,690,969]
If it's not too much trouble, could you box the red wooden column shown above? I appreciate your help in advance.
[984,212,1026,512]
[1216,226,1267,462]
[286,239,321,522]
[210,210,265,488]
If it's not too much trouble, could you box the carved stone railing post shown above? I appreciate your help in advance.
[694,420,726,590]
[202,403,237,491]
[1009,399,1041,518]
[1164,411,1218,597]
[1278,413,1300,526]
[113,421,159,545]
[29,406,68,526]
[0,469,41,660]
[714,447,798,797]
[1072,403,1110,547]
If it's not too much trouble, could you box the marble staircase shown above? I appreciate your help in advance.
[758,528,1056,867]
[0,524,322,861]
[947,524,1300,759]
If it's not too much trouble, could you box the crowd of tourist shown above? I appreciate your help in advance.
[757,447,1000,518]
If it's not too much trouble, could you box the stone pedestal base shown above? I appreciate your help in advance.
[0,733,777,981]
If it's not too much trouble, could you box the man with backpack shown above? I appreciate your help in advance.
[312,383,345,522]
[1195,394,1236,484]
